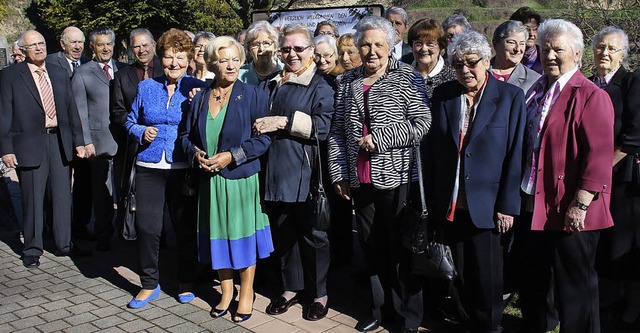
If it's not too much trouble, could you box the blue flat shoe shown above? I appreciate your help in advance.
[178,292,195,304]
[128,285,160,309]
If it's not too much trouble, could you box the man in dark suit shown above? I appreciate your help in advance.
[110,28,163,228]
[72,26,126,251]
[385,7,414,64]
[0,30,88,268]
[46,26,91,77]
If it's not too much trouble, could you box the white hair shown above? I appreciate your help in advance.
[354,15,396,50]
[537,19,584,65]
[447,30,492,64]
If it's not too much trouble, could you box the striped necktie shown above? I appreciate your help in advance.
[35,68,56,119]
[103,64,112,80]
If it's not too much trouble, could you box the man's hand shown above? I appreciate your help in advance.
[1,154,18,168]
[333,180,351,200]
[143,127,159,143]
[84,144,96,159]
[76,146,86,159]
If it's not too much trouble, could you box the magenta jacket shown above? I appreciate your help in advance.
[530,70,615,231]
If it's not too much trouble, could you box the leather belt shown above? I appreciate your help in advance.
[44,127,58,134]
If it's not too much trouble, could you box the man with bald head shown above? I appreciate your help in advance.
[0,30,88,268]
[46,26,91,77]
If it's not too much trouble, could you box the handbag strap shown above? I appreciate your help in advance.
[407,130,428,215]
[312,119,325,194]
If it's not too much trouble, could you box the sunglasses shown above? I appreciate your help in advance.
[280,45,312,54]
[452,58,483,70]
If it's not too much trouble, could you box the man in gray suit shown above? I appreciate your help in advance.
[71,26,125,251]
[46,26,91,77]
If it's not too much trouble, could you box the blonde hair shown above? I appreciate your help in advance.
[204,36,246,72]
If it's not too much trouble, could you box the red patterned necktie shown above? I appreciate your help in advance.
[103,63,112,80]
[35,68,56,119]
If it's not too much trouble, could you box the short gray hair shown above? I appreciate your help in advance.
[246,20,280,50]
[538,19,583,66]
[493,20,529,45]
[314,34,337,54]
[89,26,115,45]
[384,7,409,25]
[354,15,396,51]
[193,31,216,45]
[442,14,472,32]
[447,30,492,64]
[593,26,629,58]
[280,24,314,48]
[129,28,155,46]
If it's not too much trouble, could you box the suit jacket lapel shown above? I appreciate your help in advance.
[543,71,582,133]
[508,64,527,88]
[197,89,212,153]
[468,75,499,144]
[90,61,110,85]
[221,82,244,143]
[125,66,139,89]
[444,92,461,149]
[19,64,44,110]
[46,64,66,115]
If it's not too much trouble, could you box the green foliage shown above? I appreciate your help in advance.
[0,1,7,21]
[185,0,243,36]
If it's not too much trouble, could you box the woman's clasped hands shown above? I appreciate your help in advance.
[196,150,232,173]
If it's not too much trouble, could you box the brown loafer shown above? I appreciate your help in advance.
[266,295,299,315]
[306,301,328,321]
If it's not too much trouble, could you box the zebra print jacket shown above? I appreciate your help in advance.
[328,57,431,190]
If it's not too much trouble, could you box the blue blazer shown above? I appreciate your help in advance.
[426,74,525,229]
[180,80,271,179]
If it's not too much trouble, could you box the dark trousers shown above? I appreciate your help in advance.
[520,230,601,333]
[353,184,423,329]
[446,210,503,333]
[112,137,137,233]
[135,166,197,289]
[17,132,72,257]
[267,201,330,298]
[71,158,92,234]
[89,158,114,243]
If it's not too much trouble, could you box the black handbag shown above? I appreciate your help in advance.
[309,120,331,231]
[411,227,457,280]
[122,156,137,241]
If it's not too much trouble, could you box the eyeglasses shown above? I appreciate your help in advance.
[595,45,623,55]
[250,40,274,49]
[23,41,46,50]
[313,51,335,61]
[318,31,335,37]
[412,40,438,49]
[280,45,312,54]
[452,58,483,70]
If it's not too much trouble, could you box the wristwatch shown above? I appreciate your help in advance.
[573,199,589,211]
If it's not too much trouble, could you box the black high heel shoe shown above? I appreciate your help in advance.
[210,287,237,319]
[233,292,256,323]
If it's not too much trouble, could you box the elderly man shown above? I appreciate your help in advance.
[71,27,126,251]
[11,41,25,64]
[384,7,413,64]
[46,26,91,77]
[110,28,163,228]
[0,30,88,268]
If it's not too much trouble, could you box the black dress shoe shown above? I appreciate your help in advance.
[22,256,40,268]
[54,245,92,258]
[306,301,328,321]
[266,295,299,315]
[355,318,380,332]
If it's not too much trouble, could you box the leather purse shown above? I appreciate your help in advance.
[122,156,137,241]
[400,143,429,254]
[411,227,457,280]
[309,120,331,231]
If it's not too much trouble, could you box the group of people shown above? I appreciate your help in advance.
[1,5,639,333]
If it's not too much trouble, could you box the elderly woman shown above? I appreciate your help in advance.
[590,27,640,328]
[238,20,283,85]
[192,31,216,82]
[441,14,472,46]
[253,23,334,321]
[125,28,208,309]
[426,30,525,332]
[408,18,456,99]
[517,19,615,333]
[509,7,543,74]
[337,33,361,71]
[314,20,340,38]
[328,16,430,333]
[491,20,540,92]
[314,34,343,77]
[180,36,273,323]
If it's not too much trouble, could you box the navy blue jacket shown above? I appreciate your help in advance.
[426,75,525,229]
[180,80,271,179]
